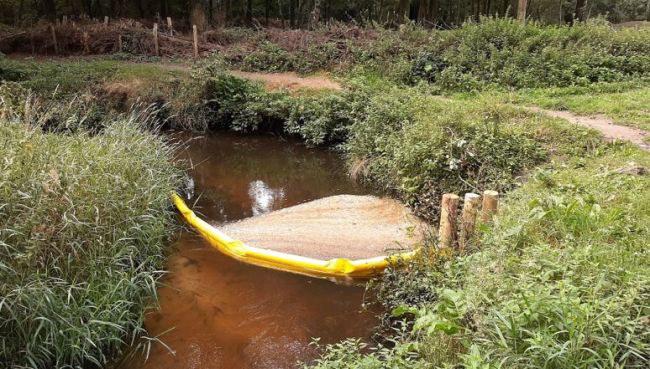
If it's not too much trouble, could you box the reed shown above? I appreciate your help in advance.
[0,113,183,367]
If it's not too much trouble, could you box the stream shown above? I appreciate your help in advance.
[118,132,378,369]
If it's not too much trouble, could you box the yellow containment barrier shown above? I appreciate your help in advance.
[172,193,419,279]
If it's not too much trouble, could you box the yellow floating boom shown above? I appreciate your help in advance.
[172,193,418,279]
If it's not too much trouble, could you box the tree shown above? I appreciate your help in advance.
[517,0,528,21]
[575,0,587,21]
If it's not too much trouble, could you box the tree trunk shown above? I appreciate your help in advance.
[645,0,650,21]
[289,0,295,28]
[42,0,56,20]
[575,0,587,21]
[159,0,167,18]
[265,0,270,25]
[135,0,144,18]
[417,0,428,24]
[517,0,527,21]
[396,0,409,24]
[246,0,253,25]
[209,0,213,25]
[309,0,321,28]
[16,0,25,25]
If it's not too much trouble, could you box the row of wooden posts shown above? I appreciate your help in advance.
[48,16,201,58]
[437,190,499,250]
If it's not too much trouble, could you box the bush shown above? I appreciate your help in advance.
[345,89,600,219]
[0,117,182,368]
[192,74,365,145]
[409,17,650,90]
[203,18,650,91]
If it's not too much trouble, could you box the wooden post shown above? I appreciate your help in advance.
[481,190,499,223]
[192,25,199,58]
[30,31,35,55]
[104,16,109,26]
[62,15,68,25]
[517,0,528,21]
[83,31,89,54]
[459,192,481,250]
[153,23,159,56]
[166,17,173,33]
[438,193,460,249]
[118,34,123,52]
[50,25,58,54]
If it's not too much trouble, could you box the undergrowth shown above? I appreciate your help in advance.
[0,103,183,367]
[201,18,650,91]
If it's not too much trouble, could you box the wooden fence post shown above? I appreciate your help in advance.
[30,31,35,55]
[153,23,159,56]
[104,16,109,27]
[459,192,481,250]
[481,190,499,223]
[62,15,68,25]
[83,31,89,54]
[118,34,123,52]
[166,17,173,34]
[192,25,199,58]
[50,25,58,54]
[438,193,460,249]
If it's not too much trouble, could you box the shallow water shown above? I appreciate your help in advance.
[119,133,377,369]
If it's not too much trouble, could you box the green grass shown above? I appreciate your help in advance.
[0,57,188,97]
[0,116,183,367]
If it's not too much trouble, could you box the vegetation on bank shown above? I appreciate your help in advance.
[310,144,650,369]
[0,100,183,367]
[200,18,650,91]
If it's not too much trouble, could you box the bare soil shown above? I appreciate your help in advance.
[220,195,430,260]
[230,70,342,91]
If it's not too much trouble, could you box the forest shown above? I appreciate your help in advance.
[1,0,650,28]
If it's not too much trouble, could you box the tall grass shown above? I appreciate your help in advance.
[0,109,183,367]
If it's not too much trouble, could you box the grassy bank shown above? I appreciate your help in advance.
[0,112,182,367]
[495,85,650,132]
[309,143,650,369]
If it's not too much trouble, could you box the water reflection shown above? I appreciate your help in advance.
[248,180,286,216]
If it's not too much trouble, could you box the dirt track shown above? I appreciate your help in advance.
[230,70,342,91]
[221,195,429,260]
[526,106,650,151]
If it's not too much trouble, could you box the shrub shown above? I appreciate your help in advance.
[409,17,650,90]
[0,117,183,368]
[345,89,600,219]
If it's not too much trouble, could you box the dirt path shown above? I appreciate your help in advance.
[230,70,342,91]
[157,64,343,91]
[526,106,650,151]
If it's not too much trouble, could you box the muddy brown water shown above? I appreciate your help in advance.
[118,132,377,369]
